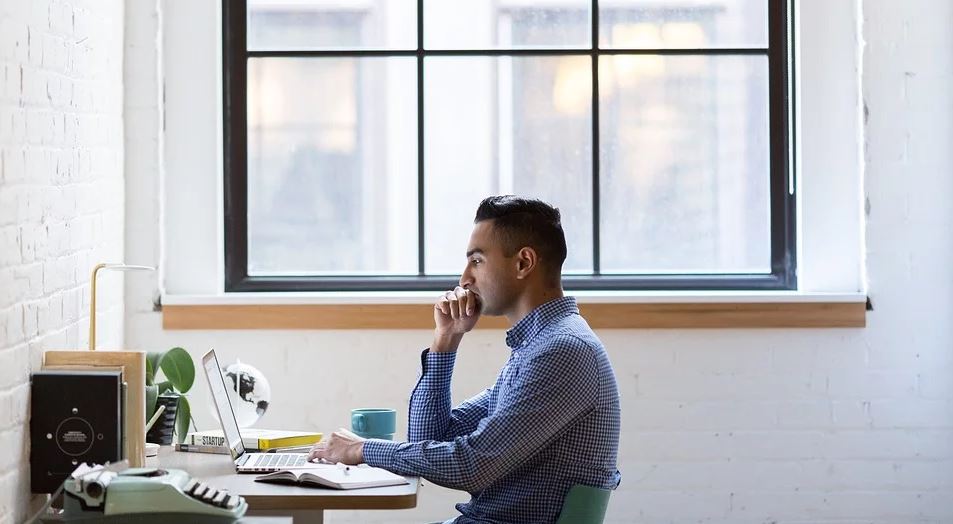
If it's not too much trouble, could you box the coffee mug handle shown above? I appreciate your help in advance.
[352,413,365,432]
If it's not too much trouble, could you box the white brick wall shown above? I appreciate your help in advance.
[0,1,125,522]
[121,1,953,523]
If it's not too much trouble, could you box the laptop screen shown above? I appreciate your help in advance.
[202,349,245,459]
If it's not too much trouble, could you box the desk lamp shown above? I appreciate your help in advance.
[89,263,155,350]
[37,263,156,468]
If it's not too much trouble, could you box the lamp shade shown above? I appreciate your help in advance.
[89,263,155,350]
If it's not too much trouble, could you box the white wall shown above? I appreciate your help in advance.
[0,0,126,521]
[123,1,953,523]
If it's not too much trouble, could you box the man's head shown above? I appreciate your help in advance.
[459,195,567,316]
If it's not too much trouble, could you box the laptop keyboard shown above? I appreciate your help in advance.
[253,453,308,468]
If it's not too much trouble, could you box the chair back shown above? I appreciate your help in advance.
[555,484,611,524]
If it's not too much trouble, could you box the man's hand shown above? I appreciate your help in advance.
[432,287,482,352]
[308,428,366,465]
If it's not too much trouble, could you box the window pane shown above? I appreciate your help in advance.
[247,0,417,50]
[599,55,770,273]
[247,57,418,275]
[600,0,768,49]
[424,56,593,275]
[424,1,590,49]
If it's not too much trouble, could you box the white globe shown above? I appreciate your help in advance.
[221,360,271,428]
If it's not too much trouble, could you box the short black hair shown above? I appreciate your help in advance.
[474,195,567,278]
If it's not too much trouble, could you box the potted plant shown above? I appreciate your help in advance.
[145,347,195,445]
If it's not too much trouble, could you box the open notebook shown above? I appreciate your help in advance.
[254,463,409,490]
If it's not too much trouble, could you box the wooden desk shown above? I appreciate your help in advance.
[152,447,418,523]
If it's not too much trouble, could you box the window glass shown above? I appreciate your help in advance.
[247,57,419,275]
[600,0,768,49]
[228,0,787,290]
[247,0,417,50]
[599,55,770,273]
[423,56,593,275]
[424,0,590,49]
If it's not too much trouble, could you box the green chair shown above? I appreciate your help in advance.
[556,484,612,524]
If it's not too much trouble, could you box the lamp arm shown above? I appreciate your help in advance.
[89,263,107,351]
[88,263,155,350]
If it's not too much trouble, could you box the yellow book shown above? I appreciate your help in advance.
[255,430,323,450]
[187,428,322,450]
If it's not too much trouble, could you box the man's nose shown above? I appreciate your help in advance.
[459,268,474,288]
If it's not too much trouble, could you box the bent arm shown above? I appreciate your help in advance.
[368,338,598,492]
[407,350,491,442]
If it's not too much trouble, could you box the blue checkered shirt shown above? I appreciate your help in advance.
[363,296,621,524]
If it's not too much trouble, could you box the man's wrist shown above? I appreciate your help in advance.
[362,439,401,469]
[431,331,464,353]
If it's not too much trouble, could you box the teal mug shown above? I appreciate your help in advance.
[351,408,397,440]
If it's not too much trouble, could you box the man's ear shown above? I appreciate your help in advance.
[514,247,538,280]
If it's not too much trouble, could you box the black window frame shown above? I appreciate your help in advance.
[223,0,796,292]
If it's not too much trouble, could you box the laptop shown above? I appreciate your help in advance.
[202,349,314,473]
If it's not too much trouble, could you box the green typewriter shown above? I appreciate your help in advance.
[46,462,247,523]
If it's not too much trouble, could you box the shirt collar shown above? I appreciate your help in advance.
[505,296,578,350]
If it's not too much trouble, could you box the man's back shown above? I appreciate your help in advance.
[455,297,621,523]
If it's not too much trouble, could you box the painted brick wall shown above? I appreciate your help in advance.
[0,1,124,521]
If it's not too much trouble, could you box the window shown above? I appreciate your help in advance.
[223,0,794,292]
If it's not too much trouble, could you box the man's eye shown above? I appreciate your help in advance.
[471,259,481,266]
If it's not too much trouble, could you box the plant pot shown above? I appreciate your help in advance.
[146,394,179,445]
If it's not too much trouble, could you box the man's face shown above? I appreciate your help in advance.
[459,221,520,316]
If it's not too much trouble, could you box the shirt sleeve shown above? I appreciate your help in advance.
[363,336,598,493]
[406,349,490,442]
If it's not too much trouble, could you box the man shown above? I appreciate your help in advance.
[311,195,621,523]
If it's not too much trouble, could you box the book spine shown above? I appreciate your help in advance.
[188,434,227,447]
[257,435,322,450]
[174,443,230,454]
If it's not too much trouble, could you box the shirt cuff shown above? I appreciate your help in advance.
[419,349,457,390]
[362,438,403,469]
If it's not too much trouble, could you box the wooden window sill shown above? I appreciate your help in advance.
[161,294,866,329]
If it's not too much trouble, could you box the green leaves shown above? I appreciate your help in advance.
[159,347,195,394]
[175,396,191,444]
[145,347,195,394]
[144,346,196,443]
[146,384,159,423]
[156,380,172,396]
[145,352,162,385]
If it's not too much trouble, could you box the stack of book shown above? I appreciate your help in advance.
[175,429,322,454]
